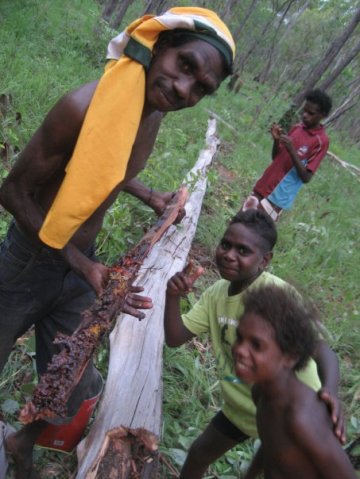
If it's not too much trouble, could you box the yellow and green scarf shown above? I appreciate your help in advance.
[39,7,235,249]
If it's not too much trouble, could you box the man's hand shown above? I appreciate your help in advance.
[61,244,110,296]
[122,285,153,320]
[318,388,346,444]
[167,261,204,296]
[148,190,185,223]
[84,261,110,296]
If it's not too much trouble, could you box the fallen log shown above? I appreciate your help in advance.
[19,187,188,423]
[326,150,360,180]
[76,119,220,478]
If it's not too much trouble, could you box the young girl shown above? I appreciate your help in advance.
[233,285,356,479]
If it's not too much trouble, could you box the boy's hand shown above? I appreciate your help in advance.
[318,388,346,444]
[122,285,153,320]
[270,123,283,141]
[279,134,296,154]
[167,261,204,296]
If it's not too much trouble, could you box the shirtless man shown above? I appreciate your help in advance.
[0,8,235,478]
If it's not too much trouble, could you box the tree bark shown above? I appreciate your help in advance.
[102,0,118,21]
[143,0,169,15]
[235,0,290,74]
[109,0,135,29]
[75,119,220,478]
[317,40,360,92]
[255,0,296,84]
[324,80,360,126]
[20,189,188,423]
[231,0,261,42]
[221,0,239,23]
[292,6,360,108]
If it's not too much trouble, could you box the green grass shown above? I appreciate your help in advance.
[0,1,359,478]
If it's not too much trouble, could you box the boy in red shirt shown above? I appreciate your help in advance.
[242,90,332,220]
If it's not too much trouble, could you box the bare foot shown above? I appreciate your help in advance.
[5,432,39,479]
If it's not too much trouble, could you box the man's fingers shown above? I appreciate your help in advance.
[129,285,144,293]
[127,294,153,309]
[122,303,146,320]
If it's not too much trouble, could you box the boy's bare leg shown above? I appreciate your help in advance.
[5,419,47,479]
[179,422,240,479]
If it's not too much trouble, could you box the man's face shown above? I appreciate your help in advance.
[215,223,271,288]
[145,39,226,112]
[301,101,324,129]
[232,312,289,385]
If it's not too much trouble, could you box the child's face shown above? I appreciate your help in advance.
[232,312,288,385]
[215,223,270,288]
[301,101,324,129]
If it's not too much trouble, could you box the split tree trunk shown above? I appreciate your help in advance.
[20,189,188,423]
[75,119,220,478]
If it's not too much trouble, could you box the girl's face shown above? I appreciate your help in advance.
[232,312,290,385]
[215,223,271,293]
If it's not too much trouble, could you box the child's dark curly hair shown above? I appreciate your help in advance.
[305,89,332,116]
[242,284,318,371]
[230,209,277,253]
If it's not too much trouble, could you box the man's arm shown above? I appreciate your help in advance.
[0,85,111,293]
[164,263,204,347]
[124,178,185,221]
[312,339,346,444]
[279,134,313,183]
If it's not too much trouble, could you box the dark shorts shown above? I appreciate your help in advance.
[211,411,249,443]
[0,222,103,417]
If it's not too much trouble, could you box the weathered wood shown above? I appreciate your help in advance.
[85,427,158,479]
[326,151,360,180]
[19,188,188,424]
[76,119,220,478]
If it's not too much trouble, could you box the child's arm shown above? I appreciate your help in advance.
[290,412,356,479]
[270,123,282,160]
[164,262,204,347]
[312,339,346,444]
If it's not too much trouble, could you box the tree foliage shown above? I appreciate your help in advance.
[99,0,359,141]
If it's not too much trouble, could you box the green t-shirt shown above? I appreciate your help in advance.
[182,272,321,438]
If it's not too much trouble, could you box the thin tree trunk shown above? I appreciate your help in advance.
[324,81,360,126]
[293,6,360,108]
[256,0,296,84]
[102,0,118,21]
[231,0,260,42]
[260,0,310,83]
[109,0,135,29]
[235,0,290,74]
[143,0,169,15]
[317,40,360,92]
[221,0,239,23]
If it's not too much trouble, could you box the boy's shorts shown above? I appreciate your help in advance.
[211,411,249,443]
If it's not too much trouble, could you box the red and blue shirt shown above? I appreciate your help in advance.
[254,123,329,210]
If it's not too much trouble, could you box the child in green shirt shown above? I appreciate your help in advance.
[164,209,345,479]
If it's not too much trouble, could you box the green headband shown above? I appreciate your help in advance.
[124,25,234,71]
